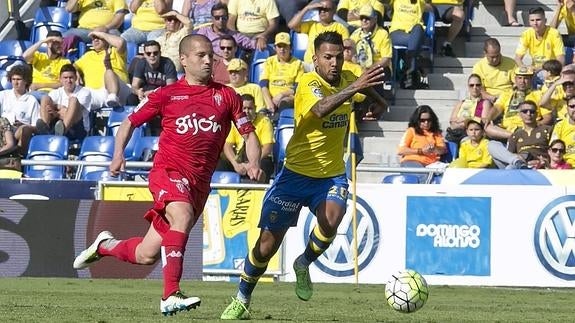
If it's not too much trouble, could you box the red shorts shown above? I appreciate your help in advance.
[144,168,210,234]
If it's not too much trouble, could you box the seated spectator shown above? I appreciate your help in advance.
[547,139,572,169]
[446,74,492,144]
[551,0,575,47]
[0,65,40,154]
[22,30,71,100]
[472,38,517,103]
[121,0,171,44]
[195,3,256,58]
[74,29,131,110]
[540,69,575,120]
[431,0,465,57]
[550,95,575,167]
[37,64,91,140]
[388,0,427,89]
[540,59,563,93]
[128,40,177,106]
[504,0,521,26]
[515,7,565,85]
[63,0,127,43]
[488,100,552,169]
[483,66,551,141]
[260,32,304,117]
[449,118,493,168]
[227,58,265,110]
[398,105,447,167]
[337,0,385,27]
[155,10,193,72]
[342,39,363,77]
[182,0,220,29]
[212,35,238,84]
[0,117,17,159]
[350,4,392,71]
[217,94,274,182]
[227,0,279,49]
[288,0,349,66]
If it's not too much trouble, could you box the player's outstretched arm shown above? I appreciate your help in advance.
[311,64,385,118]
[242,132,264,182]
[109,119,135,177]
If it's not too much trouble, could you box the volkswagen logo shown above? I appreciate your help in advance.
[534,196,575,280]
[303,195,379,277]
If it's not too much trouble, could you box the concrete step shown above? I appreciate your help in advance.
[359,120,408,135]
[384,104,454,124]
[427,73,469,90]
[465,40,518,58]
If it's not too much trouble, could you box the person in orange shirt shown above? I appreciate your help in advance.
[398,105,447,167]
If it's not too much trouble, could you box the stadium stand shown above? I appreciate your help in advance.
[75,136,115,180]
[25,135,69,179]
[211,171,241,184]
[382,174,421,184]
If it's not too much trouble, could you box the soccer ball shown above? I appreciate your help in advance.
[384,269,429,313]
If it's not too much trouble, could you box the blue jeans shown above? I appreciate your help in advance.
[390,25,425,56]
[120,28,165,44]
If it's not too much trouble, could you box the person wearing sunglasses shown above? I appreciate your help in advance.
[488,100,552,169]
[546,139,572,169]
[350,4,392,72]
[212,35,238,84]
[288,0,349,68]
[155,11,193,73]
[195,3,256,57]
[550,95,575,167]
[447,74,491,144]
[227,0,280,50]
[398,105,447,168]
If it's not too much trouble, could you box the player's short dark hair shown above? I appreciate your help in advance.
[179,34,211,55]
[241,94,255,102]
[528,7,545,16]
[542,59,562,76]
[219,34,237,46]
[314,31,343,53]
[484,38,500,52]
[59,63,76,75]
[143,40,161,50]
[8,64,32,86]
[211,2,228,15]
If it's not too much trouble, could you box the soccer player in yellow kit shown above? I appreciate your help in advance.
[221,31,388,320]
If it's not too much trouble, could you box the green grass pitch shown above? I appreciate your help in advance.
[0,278,574,322]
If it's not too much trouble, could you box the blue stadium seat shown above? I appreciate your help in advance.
[126,41,141,66]
[278,108,294,120]
[124,127,144,160]
[0,40,31,70]
[129,136,159,161]
[251,60,266,84]
[382,174,421,184]
[122,12,134,32]
[211,171,241,184]
[0,69,12,90]
[25,135,69,179]
[30,24,67,48]
[273,124,294,173]
[33,6,72,28]
[106,106,136,135]
[441,140,459,162]
[76,136,115,180]
[82,170,121,181]
[290,31,308,61]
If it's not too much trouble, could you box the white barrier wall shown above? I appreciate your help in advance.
[282,184,575,287]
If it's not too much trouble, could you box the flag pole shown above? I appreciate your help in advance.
[350,111,359,287]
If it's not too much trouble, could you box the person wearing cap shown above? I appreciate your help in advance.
[22,30,71,99]
[488,100,552,169]
[155,10,193,73]
[515,7,565,85]
[483,66,552,140]
[550,95,575,167]
[74,28,131,110]
[195,3,257,57]
[449,117,493,168]
[288,0,349,65]
[336,0,385,27]
[350,4,392,71]
[228,58,266,110]
[212,35,239,84]
[472,38,517,103]
[260,32,304,117]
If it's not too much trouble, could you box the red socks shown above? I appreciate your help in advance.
[98,237,143,264]
[161,230,188,299]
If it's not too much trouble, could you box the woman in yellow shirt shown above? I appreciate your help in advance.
[398,105,447,167]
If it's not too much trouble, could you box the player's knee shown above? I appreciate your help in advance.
[136,253,158,265]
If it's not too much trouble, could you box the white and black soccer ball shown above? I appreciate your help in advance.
[384,269,429,313]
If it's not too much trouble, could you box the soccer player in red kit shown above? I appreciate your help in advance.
[73,34,264,316]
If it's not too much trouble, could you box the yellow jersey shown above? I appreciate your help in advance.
[494,89,545,132]
[551,118,575,166]
[300,21,350,63]
[286,70,358,177]
[453,138,492,168]
[75,47,128,89]
[336,0,385,27]
[471,56,517,97]
[389,0,426,33]
[228,83,266,110]
[31,52,71,89]
[350,26,392,68]
[131,0,164,31]
[516,27,565,68]
[77,0,127,29]
[226,114,274,156]
[559,5,575,35]
[261,55,304,97]
[227,0,280,35]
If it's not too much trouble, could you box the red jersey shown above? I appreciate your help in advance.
[129,78,255,193]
